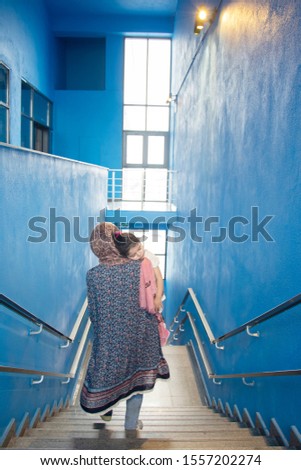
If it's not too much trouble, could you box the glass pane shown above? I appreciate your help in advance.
[34,125,43,152]
[124,38,147,105]
[33,91,48,126]
[143,230,166,255]
[147,135,165,165]
[21,116,31,148]
[131,230,145,242]
[144,169,168,201]
[147,39,171,105]
[156,255,166,278]
[34,124,49,153]
[147,106,169,131]
[125,134,144,164]
[21,82,31,116]
[0,106,7,142]
[0,65,8,104]
[48,102,53,128]
[123,106,146,131]
[122,169,144,200]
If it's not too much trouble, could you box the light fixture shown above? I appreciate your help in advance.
[194,5,217,35]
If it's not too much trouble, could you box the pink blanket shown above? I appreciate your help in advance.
[139,258,170,346]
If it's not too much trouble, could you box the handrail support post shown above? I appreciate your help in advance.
[246,325,260,337]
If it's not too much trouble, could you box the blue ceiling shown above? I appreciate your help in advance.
[45,0,178,17]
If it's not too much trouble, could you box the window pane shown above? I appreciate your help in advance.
[125,134,144,164]
[156,255,166,278]
[21,116,31,148]
[143,230,166,255]
[147,40,171,105]
[147,135,165,165]
[34,91,48,126]
[130,229,166,278]
[48,102,53,128]
[122,169,144,200]
[21,82,31,116]
[124,39,147,105]
[0,65,8,104]
[144,169,168,201]
[147,106,169,131]
[123,106,146,131]
[34,124,49,153]
[0,106,7,142]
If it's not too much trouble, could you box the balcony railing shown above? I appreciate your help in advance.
[107,168,176,211]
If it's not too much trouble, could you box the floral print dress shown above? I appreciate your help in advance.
[80,260,170,413]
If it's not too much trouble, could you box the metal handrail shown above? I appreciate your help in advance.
[69,298,88,341]
[0,317,91,379]
[186,312,301,380]
[213,292,301,344]
[172,289,301,346]
[0,366,72,379]
[170,289,301,380]
[0,293,88,343]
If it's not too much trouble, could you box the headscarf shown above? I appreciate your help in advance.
[90,222,130,266]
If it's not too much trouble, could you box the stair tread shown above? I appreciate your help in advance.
[7,403,284,450]
[8,436,279,450]
[23,429,265,440]
[46,416,233,422]
[35,423,246,431]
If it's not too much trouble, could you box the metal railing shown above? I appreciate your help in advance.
[0,293,91,380]
[0,319,91,383]
[108,168,176,205]
[169,288,301,381]
[0,293,88,344]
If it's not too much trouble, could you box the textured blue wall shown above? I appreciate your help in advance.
[0,145,107,330]
[53,34,124,167]
[0,144,107,438]
[50,13,173,167]
[0,0,56,145]
[0,0,173,167]
[166,0,301,439]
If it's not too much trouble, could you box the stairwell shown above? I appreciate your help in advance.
[7,346,283,450]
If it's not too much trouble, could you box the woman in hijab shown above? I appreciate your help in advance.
[80,222,170,430]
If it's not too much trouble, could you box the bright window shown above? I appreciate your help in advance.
[131,229,167,279]
[123,38,171,168]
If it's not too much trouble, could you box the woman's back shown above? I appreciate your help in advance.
[81,259,169,414]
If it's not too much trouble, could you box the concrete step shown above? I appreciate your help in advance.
[9,436,278,450]
[6,345,284,450]
[7,404,282,450]
[21,428,267,441]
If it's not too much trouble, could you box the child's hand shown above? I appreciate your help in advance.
[154,295,163,312]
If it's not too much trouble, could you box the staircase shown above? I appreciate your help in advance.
[7,346,284,450]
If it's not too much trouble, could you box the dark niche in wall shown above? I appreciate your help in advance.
[56,37,106,90]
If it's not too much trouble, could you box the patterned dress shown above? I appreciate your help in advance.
[80,260,170,413]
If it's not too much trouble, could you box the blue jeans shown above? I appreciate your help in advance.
[124,394,143,430]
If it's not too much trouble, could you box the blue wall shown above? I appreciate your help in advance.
[166,0,301,439]
[0,144,107,438]
[0,0,174,442]
[0,0,56,145]
[50,12,173,167]
[2,0,301,445]
[53,34,124,167]
[0,0,173,167]
[0,145,107,330]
